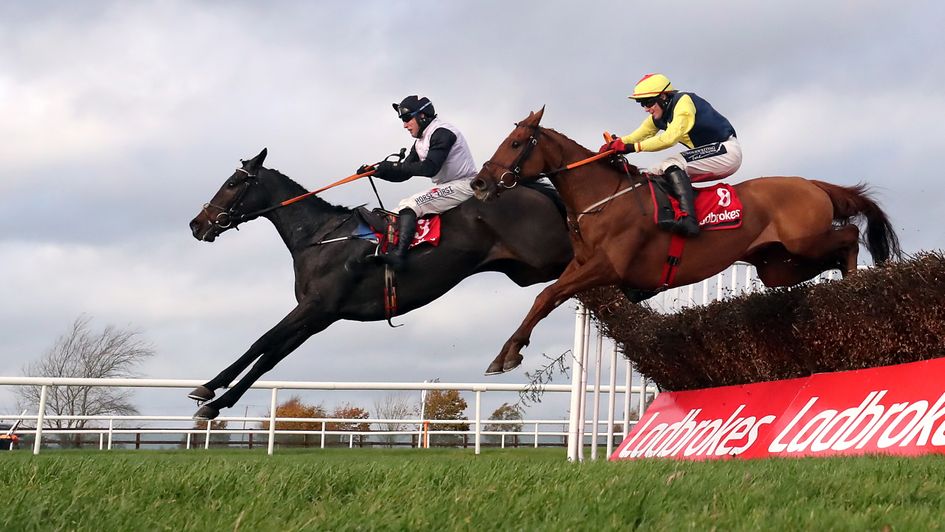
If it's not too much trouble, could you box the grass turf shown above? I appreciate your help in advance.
[2,448,945,531]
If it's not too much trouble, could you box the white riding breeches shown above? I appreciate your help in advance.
[398,178,476,217]
[650,136,742,183]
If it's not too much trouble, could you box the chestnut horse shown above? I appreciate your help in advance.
[471,108,901,375]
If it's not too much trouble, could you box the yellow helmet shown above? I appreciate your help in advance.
[629,73,675,100]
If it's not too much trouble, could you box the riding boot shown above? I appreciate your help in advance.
[665,166,700,237]
[379,208,417,271]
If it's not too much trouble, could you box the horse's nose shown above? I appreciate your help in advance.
[189,218,202,237]
[470,177,486,192]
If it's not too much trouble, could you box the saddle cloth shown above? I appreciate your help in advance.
[354,208,441,248]
[649,179,743,231]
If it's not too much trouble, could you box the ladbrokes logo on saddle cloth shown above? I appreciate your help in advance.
[650,181,743,230]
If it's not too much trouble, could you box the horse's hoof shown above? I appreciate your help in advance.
[484,360,506,376]
[187,386,215,403]
[502,353,524,372]
[193,404,220,421]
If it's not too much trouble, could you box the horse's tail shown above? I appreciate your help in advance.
[812,180,902,264]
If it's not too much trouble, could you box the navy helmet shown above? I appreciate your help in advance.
[393,95,436,122]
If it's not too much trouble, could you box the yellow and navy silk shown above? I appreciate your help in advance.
[622,92,735,152]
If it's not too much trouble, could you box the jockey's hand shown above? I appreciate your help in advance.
[373,160,399,180]
[599,138,632,154]
[356,164,375,175]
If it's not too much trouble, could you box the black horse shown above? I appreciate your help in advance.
[186,149,573,419]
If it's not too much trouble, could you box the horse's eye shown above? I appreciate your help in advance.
[227,181,237,188]
[511,141,521,148]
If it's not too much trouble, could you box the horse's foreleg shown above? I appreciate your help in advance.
[189,332,284,402]
[485,259,615,375]
[193,305,329,420]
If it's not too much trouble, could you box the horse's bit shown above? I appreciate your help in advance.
[200,167,257,231]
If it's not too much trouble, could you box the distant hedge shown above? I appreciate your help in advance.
[577,251,945,391]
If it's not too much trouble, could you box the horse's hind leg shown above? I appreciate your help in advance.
[782,224,860,277]
[750,225,861,287]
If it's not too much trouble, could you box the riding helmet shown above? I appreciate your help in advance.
[393,95,436,133]
[629,73,675,100]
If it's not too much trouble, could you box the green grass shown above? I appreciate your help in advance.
[2,448,945,531]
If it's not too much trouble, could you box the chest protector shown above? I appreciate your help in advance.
[414,118,479,184]
[654,92,736,147]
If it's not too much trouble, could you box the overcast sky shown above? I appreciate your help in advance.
[2,1,943,422]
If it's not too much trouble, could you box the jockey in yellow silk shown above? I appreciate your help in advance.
[600,73,742,237]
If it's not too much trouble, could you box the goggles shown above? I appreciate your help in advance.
[638,97,660,109]
[399,101,432,122]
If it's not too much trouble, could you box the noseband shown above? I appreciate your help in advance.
[200,167,257,232]
[482,124,541,189]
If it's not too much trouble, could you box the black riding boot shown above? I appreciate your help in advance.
[380,208,417,271]
[665,166,700,237]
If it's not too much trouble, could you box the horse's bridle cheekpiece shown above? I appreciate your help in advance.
[200,167,257,233]
[482,123,541,189]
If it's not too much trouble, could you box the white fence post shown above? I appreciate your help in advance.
[606,344,617,457]
[623,360,632,439]
[567,304,587,462]
[591,332,602,460]
[267,388,278,456]
[474,390,482,455]
[33,384,48,455]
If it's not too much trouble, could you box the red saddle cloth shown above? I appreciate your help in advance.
[375,215,442,248]
[410,216,441,247]
[668,183,743,230]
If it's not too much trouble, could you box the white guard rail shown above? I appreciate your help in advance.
[0,377,657,458]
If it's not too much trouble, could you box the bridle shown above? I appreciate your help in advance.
[199,167,259,234]
[480,123,542,190]
[480,122,646,224]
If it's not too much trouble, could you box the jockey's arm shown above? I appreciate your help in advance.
[625,94,697,153]
[375,129,457,181]
[621,116,658,146]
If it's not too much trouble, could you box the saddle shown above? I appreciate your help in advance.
[647,176,743,232]
[354,207,441,250]
[354,207,442,327]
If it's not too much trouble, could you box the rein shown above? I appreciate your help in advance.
[483,124,643,224]
[238,167,377,221]
[200,167,379,236]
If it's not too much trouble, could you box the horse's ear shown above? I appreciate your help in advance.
[524,107,545,127]
[243,148,268,172]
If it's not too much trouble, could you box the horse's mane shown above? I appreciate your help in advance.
[540,126,644,178]
[262,167,352,215]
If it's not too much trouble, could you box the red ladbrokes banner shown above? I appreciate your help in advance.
[611,358,945,460]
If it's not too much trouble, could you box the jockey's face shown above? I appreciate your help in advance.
[403,115,421,138]
[642,98,664,120]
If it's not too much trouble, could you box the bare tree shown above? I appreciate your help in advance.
[373,393,418,447]
[16,315,154,447]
